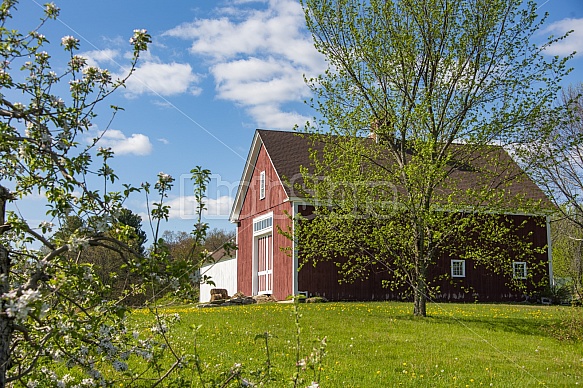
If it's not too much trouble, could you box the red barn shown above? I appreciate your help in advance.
[229,129,554,302]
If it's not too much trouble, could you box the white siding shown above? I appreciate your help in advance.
[199,257,238,302]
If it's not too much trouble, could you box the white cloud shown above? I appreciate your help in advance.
[81,49,120,67]
[166,195,234,220]
[122,62,202,97]
[212,57,311,105]
[248,104,311,130]
[164,0,325,129]
[157,138,170,145]
[98,129,153,156]
[542,18,583,57]
[81,44,201,99]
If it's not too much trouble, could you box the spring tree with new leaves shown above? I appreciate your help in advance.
[296,0,570,316]
[0,2,232,386]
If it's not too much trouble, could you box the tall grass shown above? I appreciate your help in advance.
[125,302,583,387]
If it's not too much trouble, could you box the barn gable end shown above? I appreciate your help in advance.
[232,133,294,300]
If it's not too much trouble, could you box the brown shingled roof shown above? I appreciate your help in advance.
[257,129,554,211]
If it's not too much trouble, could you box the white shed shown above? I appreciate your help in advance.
[199,249,237,302]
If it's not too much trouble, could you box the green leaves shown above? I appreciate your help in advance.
[0,2,165,386]
[298,0,563,315]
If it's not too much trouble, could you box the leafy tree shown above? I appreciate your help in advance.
[0,2,229,386]
[50,210,149,305]
[204,228,236,252]
[523,84,583,218]
[517,83,583,301]
[160,227,235,300]
[161,228,235,262]
[297,0,569,316]
[117,208,147,254]
[551,215,583,301]
[0,1,154,384]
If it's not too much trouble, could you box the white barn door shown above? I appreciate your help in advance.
[256,234,273,294]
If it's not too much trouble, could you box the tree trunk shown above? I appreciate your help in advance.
[414,219,428,317]
[0,245,11,388]
[0,186,13,387]
[413,276,427,317]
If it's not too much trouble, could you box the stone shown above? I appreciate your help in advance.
[252,294,278,303]
[210,288,229,301]
[306,296,328,303]
[229,296,256,305]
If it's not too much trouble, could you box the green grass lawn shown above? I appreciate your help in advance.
[128,302,583,387]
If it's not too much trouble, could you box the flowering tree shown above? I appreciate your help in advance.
[0,2,222,386]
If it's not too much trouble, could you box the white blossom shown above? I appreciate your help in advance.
[80,378,96,387]
[3,288,41,321]
[69,79,82,92]
[68,235,89,252]
[98,325,111,337]
[39,221,54,232]
[69,55,87,70]
[135,349,153,361]
[35,51,50,62]
[44,3,59,15]
[50,95,65,108]
[18,144,27,159]
[129,29,148,45]
[112,360,128,372]
[25,122,34,137]
[92,218,108,233]
[40,131,52,146]
[150,323,168,334]
[157,172,173,183]
[61,35,79,50]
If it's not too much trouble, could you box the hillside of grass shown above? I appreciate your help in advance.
[125,302,583,387]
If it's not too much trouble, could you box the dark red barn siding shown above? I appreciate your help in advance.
[298,260,401,300]
[297,210,550,302]
[236,144,293,300]
[432,214,549,302]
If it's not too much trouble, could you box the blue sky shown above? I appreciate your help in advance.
[10,0,583,241]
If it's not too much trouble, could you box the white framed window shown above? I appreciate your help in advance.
[253,212,273,235]
[513,262,527,279]
[259,171,266,200]
[451,260,465,278]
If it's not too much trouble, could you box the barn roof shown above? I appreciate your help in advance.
[229,129,554,222]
